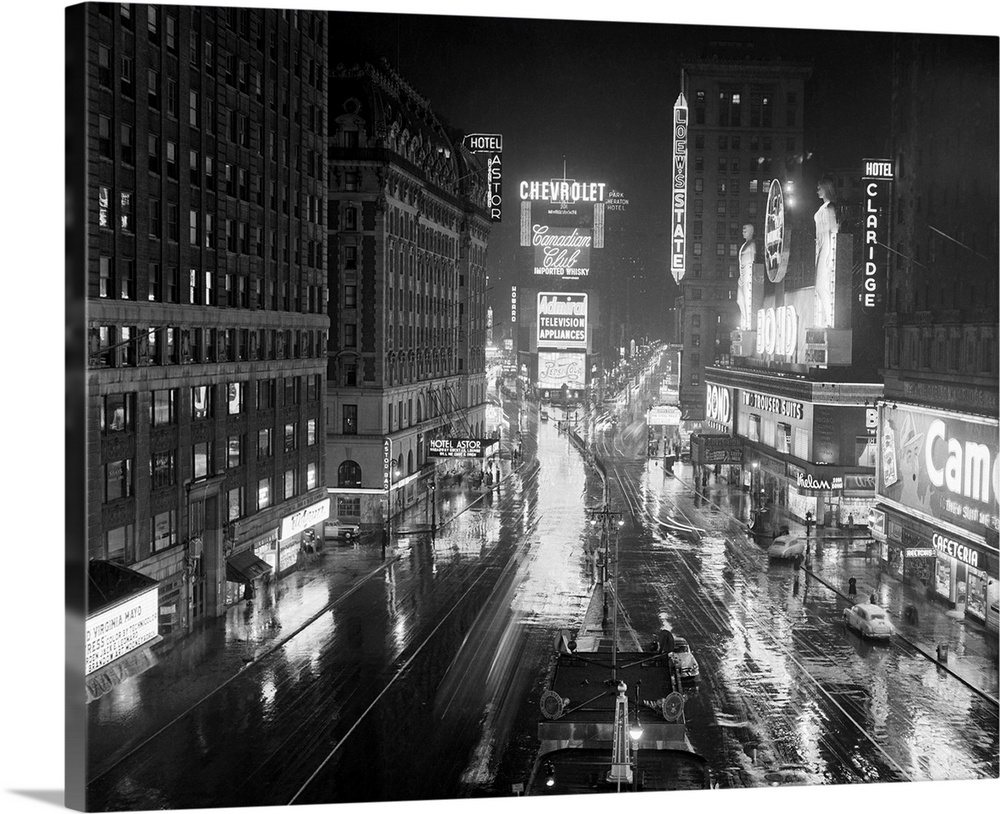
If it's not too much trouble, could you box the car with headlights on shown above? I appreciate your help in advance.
[843,602,893,641]
[669,636,700,680]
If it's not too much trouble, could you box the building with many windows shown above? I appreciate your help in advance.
[325,61,490,528]
[70,4,329,694]
[871,34,999,630]
[674,44,812,429]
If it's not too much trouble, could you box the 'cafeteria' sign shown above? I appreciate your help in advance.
[429,438,485,458]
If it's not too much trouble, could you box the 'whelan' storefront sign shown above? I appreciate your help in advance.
[878,403,999,538]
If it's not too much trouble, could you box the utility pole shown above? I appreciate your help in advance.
[586,506,626,679]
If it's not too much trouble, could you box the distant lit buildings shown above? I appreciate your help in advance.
[325,61,490,527]
[674,44,811,427]
[683,43,888,530]
[73,4,330,692]
[871,34,999,630]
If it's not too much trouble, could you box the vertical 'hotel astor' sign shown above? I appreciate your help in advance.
[671,93,688,282]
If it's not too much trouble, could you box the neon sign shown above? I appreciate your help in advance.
[518,180,606,203]
[705,384,732,429]
[671,92,688,282]
[510,285,517,327]
[755,304,798,357]
[537,292,587,349]
[532,225,591,277]
[862,159,892,310]
[763,179,787,282]
[488,153,502,222]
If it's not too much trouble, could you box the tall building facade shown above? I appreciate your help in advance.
[71,3,329,691]
[675,46,811,429]
[871,34,999,630]
[325,61,490,527]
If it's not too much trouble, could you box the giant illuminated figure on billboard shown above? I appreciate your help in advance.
[814,176,839,327]
[737,223,756,329]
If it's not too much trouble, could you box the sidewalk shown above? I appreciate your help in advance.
[89,453,525,778]
[672,462,999,705]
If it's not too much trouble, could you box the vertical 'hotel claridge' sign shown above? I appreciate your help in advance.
[862,159,893,310]
[671,92,688,282]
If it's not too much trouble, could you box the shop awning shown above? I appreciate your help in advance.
[226,550,272,583]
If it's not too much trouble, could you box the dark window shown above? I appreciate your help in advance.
[338,460,362,488]
[151,450,176,488]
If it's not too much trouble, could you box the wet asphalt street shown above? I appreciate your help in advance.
[85,372,998,809]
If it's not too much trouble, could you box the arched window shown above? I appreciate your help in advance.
[416,399,422,423]
[407,450,413,475]
[338,460,362,488]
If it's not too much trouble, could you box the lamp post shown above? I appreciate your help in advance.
[587,506,626,678]
[629,680,643,791]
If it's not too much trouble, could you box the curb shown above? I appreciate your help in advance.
[801,564,999,708]
[676,469,998,707]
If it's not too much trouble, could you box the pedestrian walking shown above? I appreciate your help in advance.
[848,576,857,598]
[847,512,854,532]
[869,591,878,605]
[804,510,813,537]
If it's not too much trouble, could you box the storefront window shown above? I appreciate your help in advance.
[748,414,760,442]
[966,570,986,619]
[934,556,952,599]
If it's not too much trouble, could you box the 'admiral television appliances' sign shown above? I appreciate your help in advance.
[862,159,893,310]
[537,293,588,349]
[671,92,688,282]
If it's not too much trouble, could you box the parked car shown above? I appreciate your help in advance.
[540,409,549,422]
[767,534,807,560]
[324,520,360,541]
[669,636,700,680]
[843,602,893,640]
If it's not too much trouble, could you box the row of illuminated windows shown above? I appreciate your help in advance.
[690,175,776,196]
[100,461,320,566]
[692,89,796,128]
[98,4,326,81]
[691,134,797,154]
[100,258,325,314]
[690,243,742,258]
[105,433,319,502]
[96,186,324,272]
[100,378,321,433]
[90,324,325,368]
[687,198,763,219]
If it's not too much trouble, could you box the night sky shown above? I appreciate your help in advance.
[325,8,915,333]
